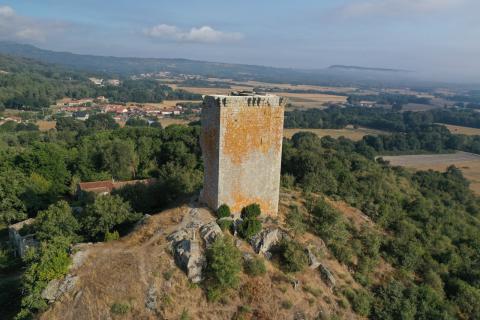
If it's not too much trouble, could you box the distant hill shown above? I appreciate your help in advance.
[0,41,423,87]
[328,65,409,73]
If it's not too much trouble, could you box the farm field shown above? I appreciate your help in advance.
[283,127,387,140]
[381,152,480,194]
[157,117,193,127]
[169,82,348,110]
[440,123,480,135]
[128,99,202,109]
[36,120,56,131]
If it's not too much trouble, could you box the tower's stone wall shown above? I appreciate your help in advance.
[200,94,285,215]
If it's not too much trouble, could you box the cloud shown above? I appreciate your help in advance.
[0,5,69,42]
[335,0,466,18]
[143,24,243,43]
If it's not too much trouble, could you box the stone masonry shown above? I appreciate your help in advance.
[200,93,286,215]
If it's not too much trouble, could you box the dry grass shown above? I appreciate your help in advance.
[283,127,387,141]
[158,118,194,127]
[172,82,348,110]
[381,152,480,194]
[40,201,360,320]
[440,123,480,136]
[128,100,202,110]
[36,120,56,131]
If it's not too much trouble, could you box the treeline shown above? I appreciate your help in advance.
[95,79,201,103]
[282,132,480,319]
[285,106,480,130]
[0,55,93,110]
[0,55,201,111]
[285,107,480,154]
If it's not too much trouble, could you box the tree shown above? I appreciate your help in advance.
[0,170,27,225]
[81,195,141,240]
[34,201,80,242]
[56,117,86,132]
[204,236,242,301]
[85,113,119,130]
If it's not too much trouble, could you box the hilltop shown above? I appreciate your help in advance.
[38,193,372,320]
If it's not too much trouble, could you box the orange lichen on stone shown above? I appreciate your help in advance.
[231,191,274,215]
[222,106,284,165]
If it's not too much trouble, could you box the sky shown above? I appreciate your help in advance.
[0,0,479,82]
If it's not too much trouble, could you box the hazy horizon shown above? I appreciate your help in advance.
[1,0,479,83]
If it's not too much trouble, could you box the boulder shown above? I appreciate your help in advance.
[306,246,321,270]
[199,222,223,246]
[173,239,205,283]
[41,274,78,303]
[167,229,191,243]
[319,264,336,288]
[249,228,289,254]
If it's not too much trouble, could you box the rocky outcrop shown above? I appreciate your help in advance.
[306,246,321,270]
[173,239,205,283]
[249,228,289,255]
[41,275,78,303]
[319,264,336,288]
[199,222,222,246]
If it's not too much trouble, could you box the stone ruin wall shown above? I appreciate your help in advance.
[200,95,285,215]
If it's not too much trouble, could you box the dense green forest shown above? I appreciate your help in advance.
[0,118,203,318]
[0,54,200,110]
[285,107,480,154]
[282,132,480,319]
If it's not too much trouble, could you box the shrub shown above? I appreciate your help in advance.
[285,205,307,236]
[104,230,120,242]
[110,302,130,315]
[281,300,293,309]
[216,204,231,218]
[241,204,261,220]
[244,257,266,277]
[205,236,242,301]
[278,239,308,273]
[345,289,372,316]
[217,219,233,232]
[180,308,190,320]
[238,218,262,240]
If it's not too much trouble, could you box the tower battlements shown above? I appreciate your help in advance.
[200,93,285,215]
[203,94,286,109]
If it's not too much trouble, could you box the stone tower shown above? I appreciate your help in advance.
[200,93,286,215]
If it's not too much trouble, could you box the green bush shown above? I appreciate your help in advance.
[204,236,242,301]
[278,239,308,273]
[217,219,233,232]
[285,205,307,236]
[241,204,261,220]
[244,257,266,277]
[345,289,372,317]
[238,218,262,240]
[104,230,120,242]
[216,204,231,218]
[110,302,131,315]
